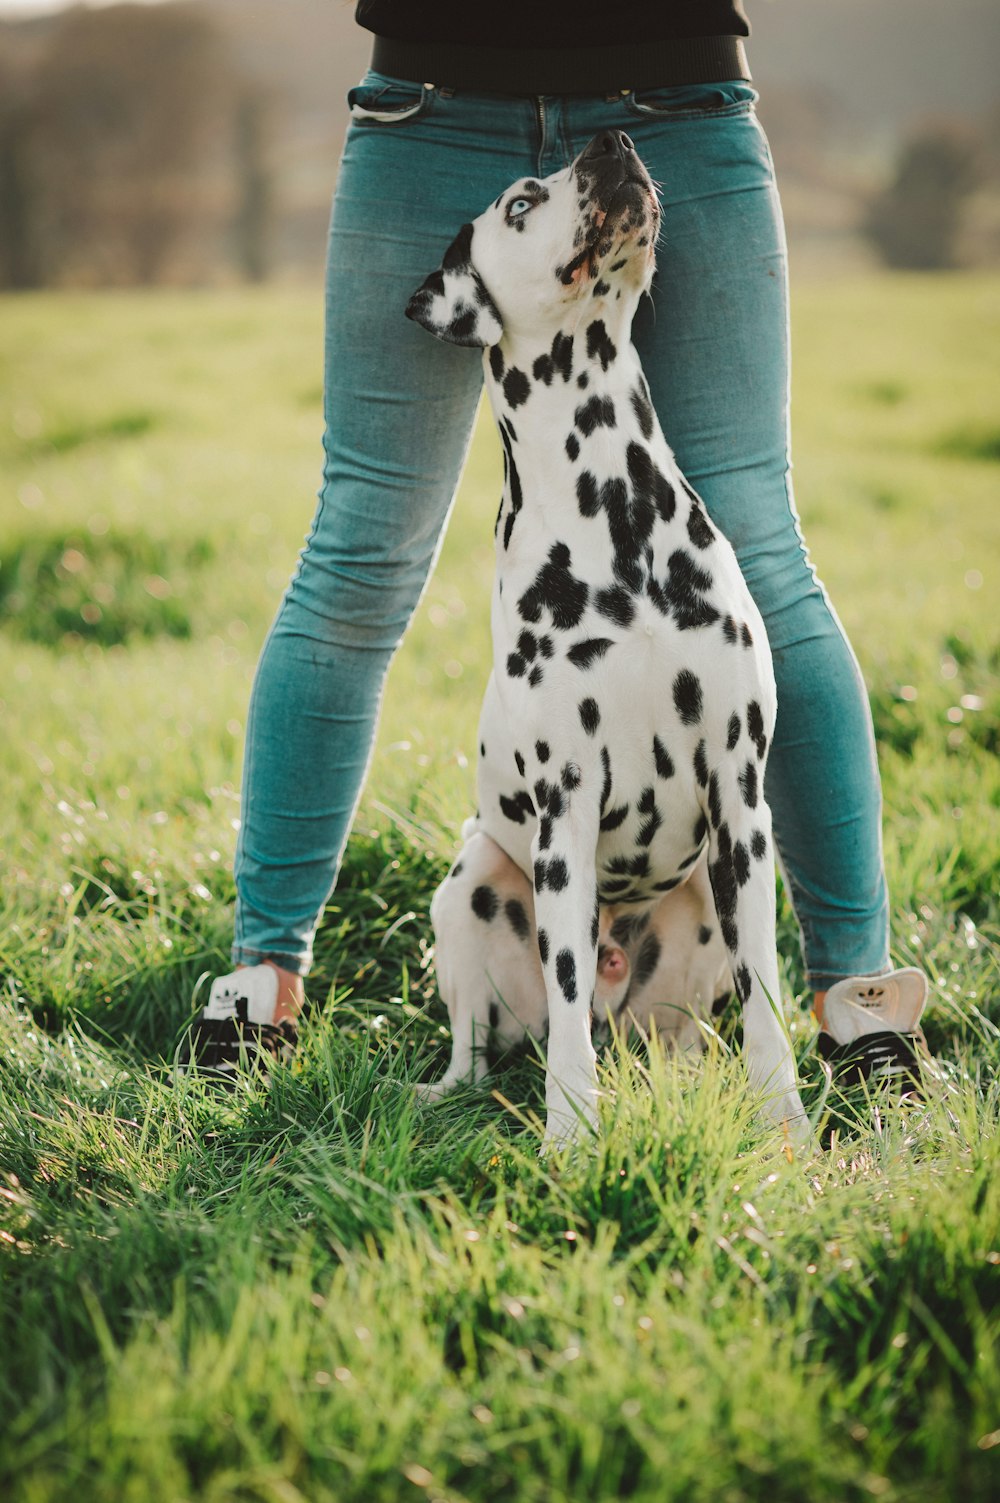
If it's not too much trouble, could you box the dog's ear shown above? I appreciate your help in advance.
[406,222,503,348]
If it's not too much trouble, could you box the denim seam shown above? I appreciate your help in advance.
[232,944,310,978]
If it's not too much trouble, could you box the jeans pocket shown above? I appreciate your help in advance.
[347,72,434,125]
[623,80,758,121]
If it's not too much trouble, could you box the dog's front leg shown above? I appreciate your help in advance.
[531,811,601,1151]
[705,799,810,1146]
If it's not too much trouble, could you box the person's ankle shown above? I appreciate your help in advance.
[237,959,305,1025]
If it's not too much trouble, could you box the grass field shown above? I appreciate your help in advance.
[1,273,999,1501]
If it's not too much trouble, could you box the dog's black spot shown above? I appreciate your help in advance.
[610,909,651,946]
[709,827,739,955]
[631,931,662,992]
[507,652,526,678]
[451,860,464,880]
[600,802,629,832]
[518,630,538,661]
[533,353,555,385]
[539,635,554,658]
[568,637,613,669]
[561,761,582,791]
[698,924,714,946]
[707,770,722,830]
[626,441,675,523]
[607,850,650,879]
[586,318,617,371]
[686,499,715,550]
[600,745,612,812]
[497,421,523,553]
[556,948,578,1002]
[592,278,611,297]
[538,816,553,850]
[579,698,600,735]
[653,550,719,631]
[739,760,758,809]
[535,739,550,763]
[518,541,589,630]
[577,373,589,390]
[630,380,654,440]
[500,793,527,824]
[693,812,708,846]
[653,735,675,779]
[538,927,550,964]
[576,469,599,517]
[471,885,498,921]
[711,991,730,1017]
[693,739,709,788]
[503,368,531,409]
[595,584,635,628]
[751,828,768,861]
[735,962,752,1004]
[722,616,738,645]
[734,839,751,887]
[637,801,662,847]
[489,346,505,380]
[445,220,475,269]
[514,750,526,776]
[726,713,741,751]
[673,669,703,725]
[533,777,556,811]
[565,433,580,461]
[747,700,767,760]
[741,622,754,648]
[547,857,569,892]
[447,307,478,343]
[552,330,574,382]
[575,395,616,435]
[488,1000,500,1029]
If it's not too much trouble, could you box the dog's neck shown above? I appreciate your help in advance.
[483,298,651,445]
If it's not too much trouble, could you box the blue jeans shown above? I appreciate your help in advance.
[232,73,890,991]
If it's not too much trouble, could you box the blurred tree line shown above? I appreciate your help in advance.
[0,1,995,288]
[0,2,272,288]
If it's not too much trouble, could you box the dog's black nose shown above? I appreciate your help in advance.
[581,130,636,166]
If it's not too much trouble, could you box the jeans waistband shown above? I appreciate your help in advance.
[370,35,751,97]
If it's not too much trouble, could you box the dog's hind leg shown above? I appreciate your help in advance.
[422,831,546,1102]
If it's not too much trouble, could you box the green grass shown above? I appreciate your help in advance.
[1,274,999,1501]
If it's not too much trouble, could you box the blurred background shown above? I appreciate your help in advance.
[1,0,998,289]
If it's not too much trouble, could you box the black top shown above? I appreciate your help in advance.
[355,2,750,49]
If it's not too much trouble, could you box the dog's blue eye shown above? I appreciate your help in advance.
[507,198,533,219]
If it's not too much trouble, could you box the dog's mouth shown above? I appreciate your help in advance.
[558,161,660,289]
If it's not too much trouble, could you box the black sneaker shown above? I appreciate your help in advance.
[175,966,298,1084]
[818,967,929,1095]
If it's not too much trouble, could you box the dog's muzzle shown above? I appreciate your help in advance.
[576,131,657,220]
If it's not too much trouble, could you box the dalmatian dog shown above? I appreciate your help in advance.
[407,130,808,1149]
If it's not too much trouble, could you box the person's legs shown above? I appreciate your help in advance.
[230,80,544,1002]
[564,83,890,998]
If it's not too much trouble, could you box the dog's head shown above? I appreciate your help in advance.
[406,131,660,349]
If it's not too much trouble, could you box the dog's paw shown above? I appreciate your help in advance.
[540,1069,599,1154]
[414,1078,452,1105]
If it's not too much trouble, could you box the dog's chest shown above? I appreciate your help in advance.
[474,334,775,893]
